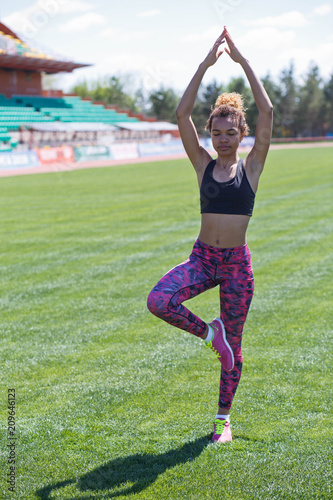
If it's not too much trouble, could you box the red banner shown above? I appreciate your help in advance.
[36,146,74,164]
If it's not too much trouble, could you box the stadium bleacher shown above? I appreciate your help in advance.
[0,94,139,148]
[0,94,138,130]
[0,22,148,151]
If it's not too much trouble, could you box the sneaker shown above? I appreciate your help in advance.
[204,318,234,371]
[212,418,232,443]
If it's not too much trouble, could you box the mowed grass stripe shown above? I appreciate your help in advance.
[0,147,332,499]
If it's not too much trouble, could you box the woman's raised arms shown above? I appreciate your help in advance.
[176,30,226,173]
[224,27,273,187]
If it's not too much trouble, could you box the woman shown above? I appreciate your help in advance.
[147,26,273,443]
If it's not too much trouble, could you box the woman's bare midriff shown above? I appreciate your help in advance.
[198,213,251,248]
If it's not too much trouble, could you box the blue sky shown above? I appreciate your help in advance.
[2,0,333,94]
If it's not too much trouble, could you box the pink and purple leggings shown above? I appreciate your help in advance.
[147,238,254,410]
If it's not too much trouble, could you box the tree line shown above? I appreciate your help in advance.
[71,62,333,138]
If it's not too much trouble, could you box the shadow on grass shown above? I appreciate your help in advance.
[36,434,211,499]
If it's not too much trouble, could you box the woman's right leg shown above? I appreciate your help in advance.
[147,253,216,338]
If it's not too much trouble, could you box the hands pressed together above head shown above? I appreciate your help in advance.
[202,26,246,69]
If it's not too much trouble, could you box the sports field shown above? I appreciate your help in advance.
[0,147,332,499]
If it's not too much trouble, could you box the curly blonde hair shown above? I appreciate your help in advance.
[205,92,249,136]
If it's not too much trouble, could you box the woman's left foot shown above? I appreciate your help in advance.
[212,418,232,443]
[204,318,234,371]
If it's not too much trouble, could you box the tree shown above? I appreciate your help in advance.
[148,86,180,122]
[202,79,226,111]
[68,62,333,138]
[227,77,257,136]
[92,76,137,111]
[192,80,226,135]
[276,62,299,137]
[227,77,250,98]
[323,73,333,134]
[296,63,325,136]
[71,74,138,112]
[71,79,90,98]
[260,73,281,137]
[191,98,208,136]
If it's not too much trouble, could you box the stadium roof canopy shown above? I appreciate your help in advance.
[115,121,179,131]
[0,22,91,73]
[0,53,90,73]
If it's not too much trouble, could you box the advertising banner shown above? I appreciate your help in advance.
[37,146,75,164]
[0,151,40,170]
[138,139,185,157]
[109,143,139,160]
[74,145,112,162]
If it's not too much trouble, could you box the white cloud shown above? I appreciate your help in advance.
[237,27,296,52]
[3,1,95,39]
[95,52,182,75]
[60,51,185,92]
[58,1,94,13]
[181,26,222,42]
[312,3,332,16]
[100,28,150,42]
[245,10,309,28]
[277,41,333,77]
[137,10,161,18]
[59,13,107,33]
[4,1,94,25]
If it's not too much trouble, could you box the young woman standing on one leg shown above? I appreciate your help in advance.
[147,26,273,443]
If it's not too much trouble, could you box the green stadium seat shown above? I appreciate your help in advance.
[0,94,139,131]
[0,133,11,141]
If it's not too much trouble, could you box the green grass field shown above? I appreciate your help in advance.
[0,147,332,499]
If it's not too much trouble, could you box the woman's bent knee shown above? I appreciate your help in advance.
[146,290,157,314]
[147,288,169,318]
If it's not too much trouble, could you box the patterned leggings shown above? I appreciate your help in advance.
[147,238,254,410]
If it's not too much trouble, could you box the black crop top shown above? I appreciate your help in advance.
[200,158,255,216]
